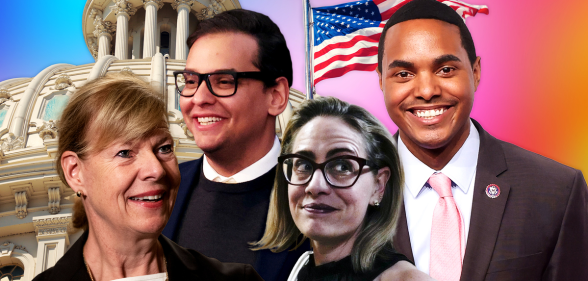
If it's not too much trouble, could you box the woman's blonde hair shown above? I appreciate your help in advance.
[55,73,168,230]
[252,97,404,272]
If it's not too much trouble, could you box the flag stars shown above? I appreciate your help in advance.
[337,29,341,32]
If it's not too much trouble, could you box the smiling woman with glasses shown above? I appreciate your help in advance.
[252,97,432,281]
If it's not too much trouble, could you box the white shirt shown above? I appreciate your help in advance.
[112,273,167,281]
[398,120,480,274]
[203,136,280,183]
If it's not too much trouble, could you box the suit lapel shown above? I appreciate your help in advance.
[460,120,510,281]
[393,202,415,262]
[391,132,415,262]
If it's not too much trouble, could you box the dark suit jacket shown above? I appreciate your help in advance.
[33,231,263,281]
[163,157,309,281]
[393,119,588,281]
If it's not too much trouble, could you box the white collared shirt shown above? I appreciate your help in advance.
[398,120,480,274]
[202,136,280,183]
[112,273,167,281]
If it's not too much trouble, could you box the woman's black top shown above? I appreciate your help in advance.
[296,250,411,281]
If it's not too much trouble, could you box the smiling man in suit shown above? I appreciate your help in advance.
[376,0,588,280]
[162,9,308,281]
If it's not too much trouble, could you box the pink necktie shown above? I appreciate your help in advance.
[429,172,464,281]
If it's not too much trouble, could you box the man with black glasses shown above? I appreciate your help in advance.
[163,9,306,281]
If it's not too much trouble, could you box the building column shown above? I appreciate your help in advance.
[172,0,195,60]
[113,0,137,60]
[143,0,164,58]
[92,11,115,60]
[131,30,142,59]
[32,214,72,275]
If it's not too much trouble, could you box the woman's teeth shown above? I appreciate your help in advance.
[414,108,446,119]
[198,117,222,125]
[130,194,163,201]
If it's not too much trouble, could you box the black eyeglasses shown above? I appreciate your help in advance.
[173,70,272,97]
[278,154,375,188]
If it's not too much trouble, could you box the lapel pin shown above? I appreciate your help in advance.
[485,184,500,198]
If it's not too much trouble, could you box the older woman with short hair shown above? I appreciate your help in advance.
[34,73,262,281]
[253,97,431,281]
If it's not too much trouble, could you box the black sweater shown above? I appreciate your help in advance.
[177,166,276,267]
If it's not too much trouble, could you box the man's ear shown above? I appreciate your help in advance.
[267,76,290,117]
[371,166,391,204]
[61,151,86,194]
[473,56,481,91]
[377,68,384,92]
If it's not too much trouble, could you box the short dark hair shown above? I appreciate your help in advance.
[377,0,477,72]
[187,9,292,88]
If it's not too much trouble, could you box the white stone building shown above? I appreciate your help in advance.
[0,1,305,280]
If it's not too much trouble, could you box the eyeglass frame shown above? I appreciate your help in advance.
[173,70,275,98]
[277,154,377,188]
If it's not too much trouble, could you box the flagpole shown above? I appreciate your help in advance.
[303,0,314,100]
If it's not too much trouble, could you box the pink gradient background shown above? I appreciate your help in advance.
[0,0,586,174]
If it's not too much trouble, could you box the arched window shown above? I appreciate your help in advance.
[42,94,69,121]
[160,31,170,56]
[0,105,8,126]
[0,265,24,280]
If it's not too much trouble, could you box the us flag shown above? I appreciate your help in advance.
[312,0,489,85]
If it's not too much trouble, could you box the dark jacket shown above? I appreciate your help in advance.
[33,231,263,281]
[163,157,310,281]
[393,119,588,281]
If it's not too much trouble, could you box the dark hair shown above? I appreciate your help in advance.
[187,9,292,88]
[253,97,404,272]
[377,0,477,72]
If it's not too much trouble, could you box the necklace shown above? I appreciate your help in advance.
[83,255,169,281]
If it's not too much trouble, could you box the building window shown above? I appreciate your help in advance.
[160,31,170,56]
[42,94,69,121]
[0,265,24,280]
[0,106,7,126]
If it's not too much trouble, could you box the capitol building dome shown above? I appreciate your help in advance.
[0,1,305,279]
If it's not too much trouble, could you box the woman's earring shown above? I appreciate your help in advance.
[374,200,380,207]
[76,191,81,197]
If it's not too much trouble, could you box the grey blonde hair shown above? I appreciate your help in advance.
[55,73,168,230]
[252,97,404,272]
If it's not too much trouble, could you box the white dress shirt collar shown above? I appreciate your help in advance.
[399,120,480,198]
[202,136,280,183]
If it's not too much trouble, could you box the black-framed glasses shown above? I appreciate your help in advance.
[173,70,272,97]
[278,154,376,188]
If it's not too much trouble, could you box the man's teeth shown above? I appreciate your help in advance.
[130,194,163,201]
[198,117,222,125]
[414,108,446,119]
